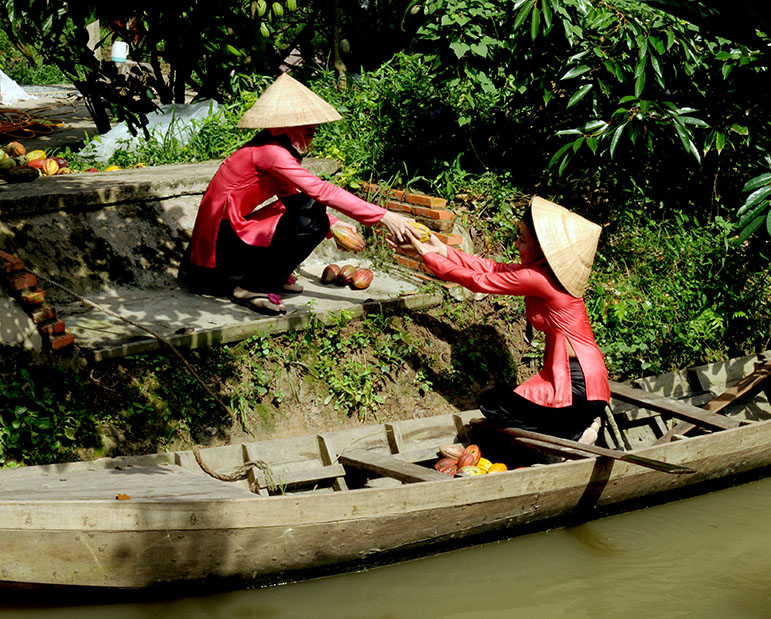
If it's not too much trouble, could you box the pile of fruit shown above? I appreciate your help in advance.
[0,142,73,182]
[434,444,508,477]
[320,264,373,290]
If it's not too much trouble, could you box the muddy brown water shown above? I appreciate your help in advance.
[2,477,769,618]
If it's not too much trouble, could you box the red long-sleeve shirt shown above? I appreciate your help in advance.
[423,247,610,408]
[189,138,387,268]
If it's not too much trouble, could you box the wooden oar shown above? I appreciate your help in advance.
[470,419,696,475]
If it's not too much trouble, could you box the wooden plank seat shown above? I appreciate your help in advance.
[339,449,450,483]
[654,360,771,445]
[610,380,741,431]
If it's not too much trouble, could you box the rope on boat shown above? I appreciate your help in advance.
[193,445,277,493]
[29,271,241,433]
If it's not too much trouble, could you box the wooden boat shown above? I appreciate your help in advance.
[1,352,769,591]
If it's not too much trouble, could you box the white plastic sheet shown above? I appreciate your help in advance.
[0,69,36,105]
[79,99,222,163]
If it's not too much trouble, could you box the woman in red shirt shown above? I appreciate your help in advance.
[408,196,610,443]
[182,73,416,314]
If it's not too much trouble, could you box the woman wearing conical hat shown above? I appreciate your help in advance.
[184,73,418,314]
[409,197,610,444]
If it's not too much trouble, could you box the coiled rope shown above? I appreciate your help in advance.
[0,108,65,139]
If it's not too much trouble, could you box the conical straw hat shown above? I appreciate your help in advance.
[237,73,342,129]
[530,196,602,297]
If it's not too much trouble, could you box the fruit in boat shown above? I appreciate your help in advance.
[476,457,492,473]
[85,167,99,172]
[332,226,366,252]
[408,221,432,242]
[487,463,508,474]
[351,267,373,290]
[460,444,481,467]
[41,158,59,176]
[56,167,74,175]
[321,264,340,284]
[26,149,46,161]
[50,156,68,168]
[0,157,16,170]
[457,465,483,477]
[4,141,26,157]
[439,444,466,459]
[336,264,356,285]
[104,165,121,171]
[434,457,458,476]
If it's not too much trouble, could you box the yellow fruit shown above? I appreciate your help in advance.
[477,457,492,473]
[104,165,122,171]
[488,463,508,474]
[332,226,366,252]
[457,465,483,477]
[26,149,47,161]
[408,221,431,242]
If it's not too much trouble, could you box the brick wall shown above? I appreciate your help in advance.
[0,249,75,352]
[361,183,464,288]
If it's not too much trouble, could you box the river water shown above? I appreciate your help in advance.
[2,477,769,618]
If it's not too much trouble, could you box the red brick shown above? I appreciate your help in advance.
[20,288,46,306]
[435,232,463,246]
[417,217,455,233]
[395,255,422,270]
[403,193,447,208]
[30,305,56,324]
[0,250,24,273]
[411,206,454,220]
[38,319,66,336]
[49,332,75,351]
[384,199,412,214]
[6,272,36,291]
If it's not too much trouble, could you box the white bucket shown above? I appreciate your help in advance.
[111,41,129,63]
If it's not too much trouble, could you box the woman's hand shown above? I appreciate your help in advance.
[409,234,448,259]
[378,211,419,245]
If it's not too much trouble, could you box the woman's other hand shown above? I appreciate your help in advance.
[409,233,448,258]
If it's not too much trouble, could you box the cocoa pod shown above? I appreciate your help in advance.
[487,463,508,474]
[41,158,59,176]
[461,444,481,466]
[4,141,26,157]
[321,264,340,284]
[458,451,477,468]
[332,226,366,252]
[439,444,466,459]
[56,167,74,175]
[336,264,356,285]
[26,158,45,172]
[434,457,458,476]
[26,149,46,161]
[408,221,432,242]
[50,156,68,169]
[350,267,373,290]
[457,465,483,477]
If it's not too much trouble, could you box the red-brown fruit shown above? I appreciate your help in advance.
[434,457,459,476]
[460,444,481,467]
[321,264,340,284]
[350,267,373,290]
[336,264,356,285]
[26,158,46,171]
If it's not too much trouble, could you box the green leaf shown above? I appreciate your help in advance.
[742,173,771,192]
[678,116,709,128]
[587,136,599,154]
[730,124,749,135]
[548,141,574,168]
[558,152,572,176]
[560,65,590,80]
[737,212,766,243]
[609,123,626,158]
[541,0,552,30]
[634,70,646,98]
[766,210,771,237]
[64,427,76,440]
[513,0,534,30]
[738,187,771,215]
[567,83,593,108]
[449,41,471,58]
[531,7,541,39]
[470,42,488,57]
[715,131,726,153]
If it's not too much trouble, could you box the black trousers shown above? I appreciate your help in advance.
[479,358,606,442]
[181,194,330,296]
